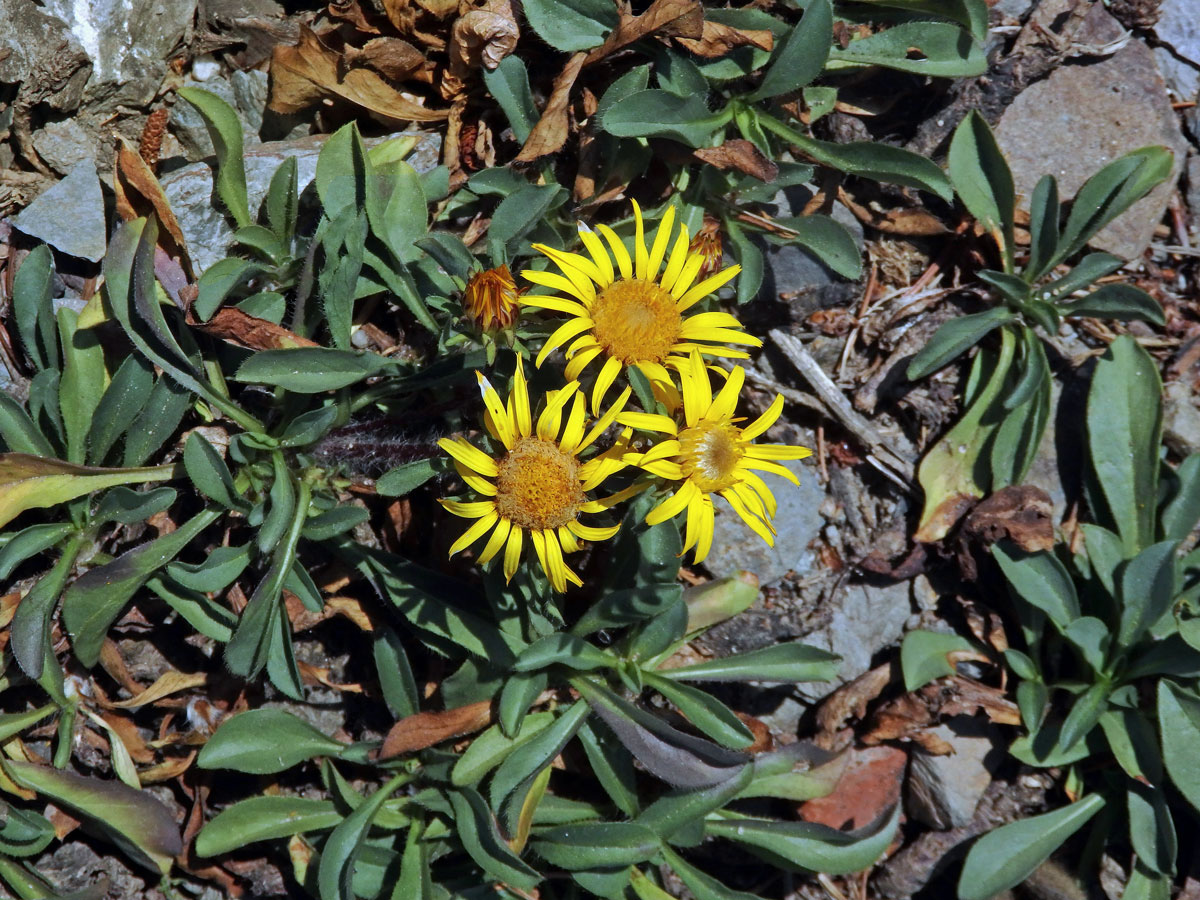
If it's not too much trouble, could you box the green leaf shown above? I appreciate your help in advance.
[376,459,438,496]
[11,538,82,681]
[0,394,55,458]
[635,763,752,843]
[0,805,55,858]
[949,111,1014,270]
[87,355,153,465]
[367,160,427,264]
[643,672,755,749]
[750,0,832,100]
[602,91,728,148]
[483,57,538,143]
[1099,708,1162,784]
[708,804,900,875]
[655,47,708,98]
[1057,146,1174,263]
[318,774,407,900]
[373,626,420,719]
[521,0,617,51]
[661,847,763,900]
[957,795,1105,900]
[447,787,541,890]
[1062,616,1109,673]
[452,714,555,787]
[1058,680,1111,750]
[1117,541,1177,650]
[1043,252,1124,302]
[62,508,220,667]
[166,544,250,593]
[657,641,840,683]
[301,506,368,542]
[993,544,1080,630]
[1087,335,1162,554]
[906,308,1016,380]
[1123,863,1171,900]
[194,258,265,321]
[196,797,343,856]
[122,374,193,467]
[1081,523,1124,594]
[489,183,567,247]
[490,702,589,806]
[0,522,74,580]
[1063,283,1165,324]
[92,485,176,526]
[1162,454,1200,541]
[1127,782,1175,875]
[513,634,615,673]
[267,156,299,246]
[12,244,57,373]
[0,705,56,745]
[829,21,985,77]
[56,309,106,464]
[725,219,764,305]
[1025,175,1061,281]
[1157,679,1200,814]
[771,215,862,280]
[315,123,368,222]
[3,759,183,875]
[197,709,346,774]
[578,721,639,817]
[235,347,395,393]
[183,432,243,509]
[177,87,251,229]
[856,0,987,41]
[900,629,973,691]
[597,64,650,121]
[533,823,659,870]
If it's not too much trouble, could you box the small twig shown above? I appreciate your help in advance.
[769,329,915,490]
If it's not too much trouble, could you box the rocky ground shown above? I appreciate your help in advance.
[2,0,1200,898]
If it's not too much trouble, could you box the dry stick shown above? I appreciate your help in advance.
[769,329,914,491]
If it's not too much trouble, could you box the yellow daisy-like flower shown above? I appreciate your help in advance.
[620,350,812,564]
[463,264,520,331]
[438,361,632,592]
[521,202,761,415]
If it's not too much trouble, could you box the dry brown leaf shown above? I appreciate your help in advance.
[269,24,447,123]
[328,0,383,33]
[298,661,364,693]
[415,0,459,18]
[0,593,17,631]
[816,662,895,740]
[839,189,949,237]
[195,307,320,351]
[113,137,193,277]
[139,751,197,783]
[693,139,779,182]
[448,0,520,85]
[379,701,493,759]
[513,52,586,163]
[343,37,428,81]
[676,20,773,57]
[98,638,143,696]
[100,712,156,763]
[961,486,1054,553]
[108,671,208,710]
[46,805,82,840]
[863,676,1020,745]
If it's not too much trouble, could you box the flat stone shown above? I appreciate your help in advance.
[161,131,442,274]
[796,578,913,703]
[800,745,907,830]
[1163,381,1200,456]
[0,1,92,115]
[39,0,199,107]
[1153,0,1200,101]
[906,716,1001,829]
[32,118,97,176]
[703,456,824,587]
[994,6,1187,260]
[12,159,107,262]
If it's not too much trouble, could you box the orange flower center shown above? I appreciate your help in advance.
[678,421,744,492]
[495,437,585,530]
[589,278,681,364]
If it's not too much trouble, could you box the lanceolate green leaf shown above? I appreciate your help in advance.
[1063,284,1165,324]
[235,347,396,393]
[750,0,832,100]
[197,709,346,774]
[196,797,343,857]
[447,787,541,890]
[178,87,252,228]
[482,57,538,144]
[828,22,985,78]
[532,822,659,870]
[656,641,840,684]
[1158,680,1200,814]
[949,112,1014,271]
[993,544,1080,630]
[319,774,408,900]
[957,795,1105,900]
[906,308,1016,381]
[602,91,729,148]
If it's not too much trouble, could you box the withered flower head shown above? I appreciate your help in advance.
[690,215,724,280]
[464,265,520,331]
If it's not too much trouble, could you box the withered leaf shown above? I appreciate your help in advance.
[327,0,382,34]
[379,701,493,759]
[106,671,209,710]
[269,24,447,123]
[343,37,428,81]
[676,20,774,58]
[961,485,1054,552]
[113,138,193,279]
[195,307,320,351]
[838,189,949,237]
[693,139,779,182]
[449,1,520,78]
[513,52,585,163]
[415,0,459,18]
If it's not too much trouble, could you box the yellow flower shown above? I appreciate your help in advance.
[438,361,632,592]
[620,351,812,564]
[463,265,520,331]
[520,202,760,415]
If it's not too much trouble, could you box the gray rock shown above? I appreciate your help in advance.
[0,1,92,115]
[703,457,824,586]
[12,159,107,262]
[1154,0,1200,101]
[795,578,912,702]
[32,118,97,175]
[991,0,1034,21]
[994,5,1188,260]
[40,0,199,108]
[762,194,863,316]
[1164,381,1200,456]
[232,68,271,137]
[160,131,442,274]
[906,716,1001,829]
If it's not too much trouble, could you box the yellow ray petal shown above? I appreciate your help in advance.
[741,394,784,441]
[668,253,706,300]
[529,528,560,592]
[519,286,590,316]
[638,459,685,480]
[448,511,499,556]
[440,498,498,518]
[679,311,747,333]
[677,264,741,311]
[740,469,778,519]
[680,350,711,427]
[706,364,745,423]
[479,516,513,564]
[693,494,715,563]
[536,381,581,442]
[646,205,676,280]
[565,346,603,382]
[568,520,621,542]
[670,345,751,360]
[578,223,615,285]
[581,482,647,512]
[590,355,624,416]
[557,525,582,554]
[731,479,771,527]
[455,463,498,496]
[439,436,499,477]
[503,525,524,583]
[535,244,604,296]
[509,360,531,438]
[617,411,678,434]
[559,391,588,454]
[631,439,682,464]
[537,316,595,368]
[690,328,763,347]
[632,199,649,280]
[743,444,813,461]
[739,457,801,484]
[580,386,631,451]
[660,225,692,292]
[646,480,700,526]
[596,223,632,280]
[544,529,582,589]
[722,487,775,546]
[477,371,514,449]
